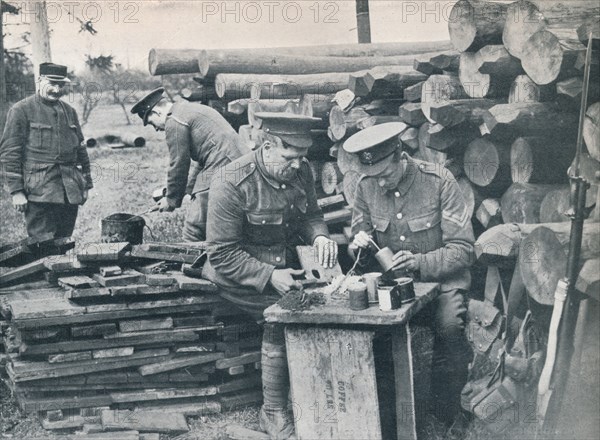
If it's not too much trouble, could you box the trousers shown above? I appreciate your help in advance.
[25,201,79,239]
[182,190,209,242]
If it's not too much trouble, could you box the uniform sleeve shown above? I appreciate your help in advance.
[0,105,27,194]
[206,178,275,293]
[165,120,192,208]
[73,110,93,189]
[415,177,475,280]
[186,161,201,195]
[350,178,375,236]
[299,163,329,244]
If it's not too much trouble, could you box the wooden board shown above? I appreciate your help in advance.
[77,242,130,262]
[215,351,261,370]
[71,323,118,338]
[0,258,49,286]
[171,273,218,292]
[138,352,224,376]
[286,327,382,439]
[101,409,188,433]
[265,283,439,326]
[110,386,217,403]
[119,317,174,333]
[92,270,144,287]
[296,245,342,284]
[58,276,100,289]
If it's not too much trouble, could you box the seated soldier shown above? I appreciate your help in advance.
[203,113,338,439]
[344,123,475,429]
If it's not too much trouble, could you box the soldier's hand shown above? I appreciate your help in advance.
[349,231,372,251]
[158,197,175,212]
[82,189,89,205]
[313,236,338,269]
[391,250,419,272]
[12,191,28,213]
[269,269,304,296]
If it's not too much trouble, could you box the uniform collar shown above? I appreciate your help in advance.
[394,152,418,196]
[255,147,285,189]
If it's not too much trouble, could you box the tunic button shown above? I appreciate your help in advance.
[250,163,255,168]
[281,184,286,189]
[285,223,289,227]
[396,213,403,220]
[261,220,266,224]
[419,164,425,170]
[275,257,282,262]
[426,222,431,227]
[290,204,294,209]
[400,236,406,241]
[394,192,400,198]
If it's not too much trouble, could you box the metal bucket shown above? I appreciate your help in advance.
[101,213,145,244]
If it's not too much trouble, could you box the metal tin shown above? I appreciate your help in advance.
[348,281,369,310]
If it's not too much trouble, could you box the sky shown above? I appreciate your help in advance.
[3,1,453,74]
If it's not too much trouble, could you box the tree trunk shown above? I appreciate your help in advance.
[556,78,600,110]
[457,177,483,216]
[416,122,448,164]
[328,105,370,142]
[510,136,574,184]
[348,66,427,98]
[426,98,497,128]
[399,103,427,126]
[30,1,52,83]
[464,137,512,195]
[425,122,479,152]
[200,51,435,78]
[403,81,425,102]
[519,222,600,305]
[148,41,454,75]
[481,102,579,139]
[458,46,523,98]
[119,133,144,148]
[180,87,205,102]
[448,0,508,52]
[247,100,303,128]
[300,94,336,120]
[214,73,350,100]
[520,30,584,85]
[501,183,567,223]
[476,198,503,229]
[321,162,343,195]
[583,102,600,161]
[577,18,600,49]
[414,52,460,75]
[400,127,419,151]
[357,115,404,131]
[509,74,555,103]
[539,188,571,223]
[568,151,600,208]
[420,75,468,122]
[575,258,600,299]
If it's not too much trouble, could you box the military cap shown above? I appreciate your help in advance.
[254,112,322,148]
[130,87,165,125]
[342,122,407,176]
[39,62,70,82]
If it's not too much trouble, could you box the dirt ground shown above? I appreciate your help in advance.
[1,103,598,440]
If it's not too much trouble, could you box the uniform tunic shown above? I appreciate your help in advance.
[351,152,474,292]
[0,94,93,204]
[203,149,329,318]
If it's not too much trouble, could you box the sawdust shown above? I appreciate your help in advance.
[277,290,326,311]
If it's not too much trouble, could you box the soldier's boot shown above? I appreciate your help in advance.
[259,324,295,440]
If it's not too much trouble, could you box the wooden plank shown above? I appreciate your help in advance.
[170,273,218,292]
[58,276,99,289]
[215,351,261,369]
[323,207,352,225]
[77,242,130,262]
[107,324,222,339]
[220,390,263,411]
[92,270,144,287]
[9,349,172,382]
[44,255,86,271]
[110,386,218,403]
[0,258,49,286]
[93,347,134,359]
[20,394,114,412]
[227,365,245,375]
[265,283,439,326]
[21,331,198,356]
[138,352,224,376]
[317,194,346,209]
[99,266,122,277]
[9,297,84,320]
[72,323,118,338]
[136,285,180,295]
[69,287,112,299]
[0,233,54,254]
[392,324,417,440]
[119,317,173,333]
[42,416,86,430]
[132,400,221,416]
[217,374,262,394]
[48,351,92,363]
[129,247,197,264]
[145,274,176,286]
[101,409,188,433]
[286,327,382,439]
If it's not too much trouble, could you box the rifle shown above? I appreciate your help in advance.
[536,33,593,433]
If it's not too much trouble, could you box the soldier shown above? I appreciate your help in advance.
[130,88,246,241]
[0,63,93,239]
[204,113,338,439]
[345,122,474,429]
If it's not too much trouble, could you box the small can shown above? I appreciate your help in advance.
[348,281,369,311]
[378,285,402,311]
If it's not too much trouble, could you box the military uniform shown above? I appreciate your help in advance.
[203,148,329,319]
[346,124,474,424]
[0,94,93,238]
[164,100,246,241]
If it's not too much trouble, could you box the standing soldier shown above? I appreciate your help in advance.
[0,63,93,239]
[130,88,247,241]
[204,113,338,439]
[345,123,475,430]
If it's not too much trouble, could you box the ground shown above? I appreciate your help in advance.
[0,103,597,440]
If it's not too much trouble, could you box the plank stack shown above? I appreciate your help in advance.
[0,242,264,437]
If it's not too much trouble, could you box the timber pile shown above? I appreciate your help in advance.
[0,241,263,436]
